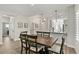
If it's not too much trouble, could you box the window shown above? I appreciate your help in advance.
[52,19,64,33]
[24,23,28,28]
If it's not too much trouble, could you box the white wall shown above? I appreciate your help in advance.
[14,16,29,41]
[63,5,76,48]
[29,15,49,33]
[74,5,79,53]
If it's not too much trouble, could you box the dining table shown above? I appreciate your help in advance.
[26,34,58,54]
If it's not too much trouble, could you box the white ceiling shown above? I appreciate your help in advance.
[0,4,73,17]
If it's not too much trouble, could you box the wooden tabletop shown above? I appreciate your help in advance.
[20,33,58,48]
[28,36,58,48]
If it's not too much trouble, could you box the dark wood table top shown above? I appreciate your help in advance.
[20,34,58,48]
[28,36,58,48]
[37,37,56,47]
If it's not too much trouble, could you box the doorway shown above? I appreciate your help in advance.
[2,23,9,37]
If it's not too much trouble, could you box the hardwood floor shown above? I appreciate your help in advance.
[0,37,76,54]
[64,45,76,54]
[0,37,21,54]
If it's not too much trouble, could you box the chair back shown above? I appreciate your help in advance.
[20,31,27,44]
[20,33,27,46]
[21,31,27,34]
[37,31,50,37]
[37,31,43,37]
[43,32,50,37]
[27,35,38,53]
[20,31,28,53]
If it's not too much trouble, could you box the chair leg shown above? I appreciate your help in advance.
[21,46,23,54]
[39,48,44,54]
[25,48,27,54]
[29,45,30,54]
[61,50,64,54]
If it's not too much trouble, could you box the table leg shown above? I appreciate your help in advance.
[45,46,49,54]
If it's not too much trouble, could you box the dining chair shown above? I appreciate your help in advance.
[37,31,50,53]
[21,31,27,34]
[27,35,43,54]
[43,32,50,52]
[48,37,65,54]
[37,31,43,37]
[43,32,50,37]
[20,33,29,54]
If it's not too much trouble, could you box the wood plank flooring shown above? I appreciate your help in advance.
[0,37,76,54]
